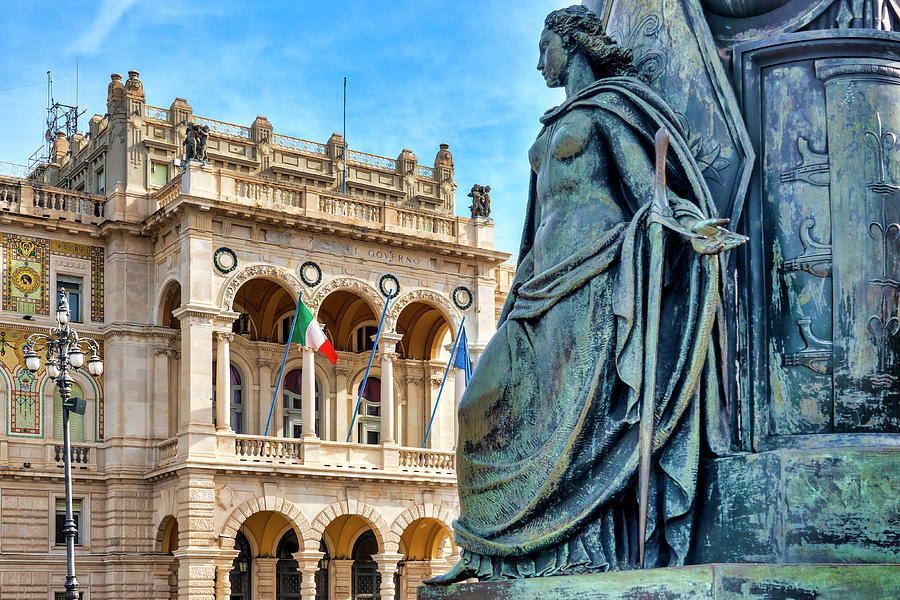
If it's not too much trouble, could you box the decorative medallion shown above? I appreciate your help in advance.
[452,286,473,310]
[379,274,400,298]
[299,261,322,287]
[214,247,238,274]
[11,266,41,295]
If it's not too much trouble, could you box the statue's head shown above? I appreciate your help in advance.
[540,5,635,87]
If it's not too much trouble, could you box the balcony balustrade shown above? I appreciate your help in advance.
[152,165,493,249]
[0,175,106,225]
[150,432,456,480]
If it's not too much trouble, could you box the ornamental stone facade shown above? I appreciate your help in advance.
[0,69,512,600]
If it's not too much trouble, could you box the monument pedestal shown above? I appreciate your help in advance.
[417,563,900,600]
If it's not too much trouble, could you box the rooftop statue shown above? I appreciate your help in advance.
[428,4,745,583]
[182,121,210,164]
[468,184,492,219]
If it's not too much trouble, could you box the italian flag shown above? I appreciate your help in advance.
[290,299,339,364]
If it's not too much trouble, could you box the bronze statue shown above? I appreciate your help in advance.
[182,121,210,163]
[429,5,744,584]
[468,184,492,219]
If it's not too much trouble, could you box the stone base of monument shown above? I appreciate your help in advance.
[417,563,899,599]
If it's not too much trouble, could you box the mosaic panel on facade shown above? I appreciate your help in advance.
[0,234,105,321]
[0,328,104,438]
[2,234,50,316]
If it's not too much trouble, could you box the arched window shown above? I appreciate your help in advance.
[212,363,245,434]
[54,382,85,443]
[357,377,381,445]
[282,369,319,438]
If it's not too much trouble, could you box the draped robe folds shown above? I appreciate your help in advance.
[452,77,733,578]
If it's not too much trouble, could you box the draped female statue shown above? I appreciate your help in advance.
[429,5,744,583]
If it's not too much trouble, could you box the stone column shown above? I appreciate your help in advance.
[215,332,233,432]
[378,333,403,445]
[257,359,275,435]
[214,551,238,600]
[302,347,316,437]
[252,557,278,600]
[335,364,351,442]
[330,558,353,600]
[374,552,403,600]
[293,550,324,600]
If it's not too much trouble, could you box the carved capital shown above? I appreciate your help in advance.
[215,331,235,343]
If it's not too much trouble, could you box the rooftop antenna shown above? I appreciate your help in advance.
[26,68,86,178]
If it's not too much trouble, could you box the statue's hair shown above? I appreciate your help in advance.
[545,5,637,77]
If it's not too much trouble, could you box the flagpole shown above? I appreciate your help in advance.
[264,291,303,436]
[346,289,392,443]
[422,317,465,448]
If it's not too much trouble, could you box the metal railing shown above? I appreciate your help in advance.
[144,105,170,122]
[417,165,435,179]
[193,115,251,140]
[347,149,398,171]
[271,133,327,156]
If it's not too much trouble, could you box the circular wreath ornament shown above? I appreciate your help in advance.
[12,266,41,294]
[452,286,473,310]
[379,274,400,298]
[299,261,322,287]
[213,247,238,274]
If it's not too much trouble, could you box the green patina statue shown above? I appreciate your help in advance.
[429,4,745,583]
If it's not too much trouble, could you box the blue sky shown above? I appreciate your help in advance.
[0,1,574,257]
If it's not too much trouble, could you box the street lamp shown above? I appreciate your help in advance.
[23,291,103,600]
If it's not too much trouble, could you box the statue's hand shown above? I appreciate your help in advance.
[690,218,748,255]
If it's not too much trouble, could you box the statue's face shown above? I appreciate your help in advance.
[537,28,568,88]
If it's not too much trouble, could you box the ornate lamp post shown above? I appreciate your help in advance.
[23,291,103,600]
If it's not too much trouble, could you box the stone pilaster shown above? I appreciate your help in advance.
[331,558,353,600]
[252,557,278,599]
[214,550,238,600]
[404,560,431,600]
[173,305,218,458]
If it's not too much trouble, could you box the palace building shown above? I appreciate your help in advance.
[0,70,512,599]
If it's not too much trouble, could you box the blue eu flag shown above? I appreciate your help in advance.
[453,326,473,385]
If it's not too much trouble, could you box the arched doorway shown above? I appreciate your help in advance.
[351,530,381,600]
[230,530,252,599]
[315,539,329,600]
[276,528,301,600]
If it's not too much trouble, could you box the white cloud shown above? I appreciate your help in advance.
[71,0,139,55]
